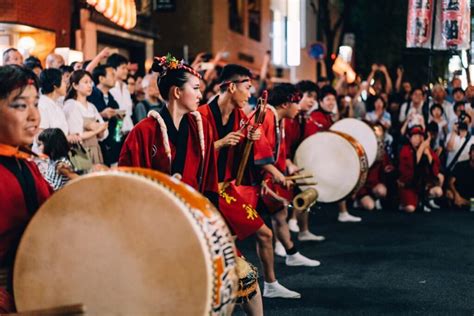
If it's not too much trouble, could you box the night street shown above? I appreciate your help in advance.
[236,207,474,315]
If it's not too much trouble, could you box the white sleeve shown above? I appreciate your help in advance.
[38,102,51,129]
[63,101,84,135]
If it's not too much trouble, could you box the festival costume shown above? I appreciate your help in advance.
[257,105,294,213]
[398,144,441,207]
[356,153,393,198]
[0,145,53,313]
[198,98,267,240]
[304,109,333,139]
[118,107,218,204]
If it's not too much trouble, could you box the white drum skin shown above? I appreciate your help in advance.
[295,131,368,203]
[330,118,378,167]
[14,170,238,316]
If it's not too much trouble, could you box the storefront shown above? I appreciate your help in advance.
[0,0,71,65]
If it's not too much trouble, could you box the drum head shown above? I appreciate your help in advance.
[330,118,378,167]
[14,171,235,315]
[295,132,362,203]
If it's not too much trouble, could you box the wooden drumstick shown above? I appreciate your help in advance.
[285,174,313,181]
[296,182,317,186]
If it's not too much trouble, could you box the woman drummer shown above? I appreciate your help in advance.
[119,55,264,315]
[0,65,53,313]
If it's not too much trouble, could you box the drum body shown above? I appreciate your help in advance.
[330,118,378,167]
[14,168,238,315]
[294,131,368,203]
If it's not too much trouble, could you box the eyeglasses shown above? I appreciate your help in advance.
[219,78,251,87]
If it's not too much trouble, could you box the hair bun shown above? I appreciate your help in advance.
[151,57,166,76]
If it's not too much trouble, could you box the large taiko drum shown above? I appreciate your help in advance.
[294,131,368,203]
[14,168,238,315]
[330,118,379,167]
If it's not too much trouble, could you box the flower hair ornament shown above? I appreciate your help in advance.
[154,53,202,79]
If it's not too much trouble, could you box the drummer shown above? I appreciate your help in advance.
[284,80,325,240]
[119,57,265,313]
[198,64,301,300]
[0,65,53,313]
[254,83,320,267]
[304,85,362,222]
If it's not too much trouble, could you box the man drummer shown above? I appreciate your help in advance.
[284,80,325,240]
[304,85,362,222]
[254,83,321,267]
[197,64,301,299]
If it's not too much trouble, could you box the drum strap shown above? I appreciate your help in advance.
[447,133,471,172]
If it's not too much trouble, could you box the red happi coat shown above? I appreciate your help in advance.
[284,114,304,160]
[118,108,219,198]
[398,144,440,190]
[304,109,333,138]
[0,155,53,313]
[257,106,294,212]
[197,99,266,239]
[198,98,273,184]
[357,153,393,198]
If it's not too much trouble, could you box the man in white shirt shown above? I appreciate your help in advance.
[107,53,134,134]
[428,84,453,122]
[399,87,425,124]
[446,121,474,168]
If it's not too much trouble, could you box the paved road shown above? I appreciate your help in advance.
[233,206,474,315]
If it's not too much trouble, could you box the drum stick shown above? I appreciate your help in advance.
[285,174,313,181]
[292,167,305,174]
[296,182,317,186]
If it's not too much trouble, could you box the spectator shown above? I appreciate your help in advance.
[399,87,425,124]
[63,70,108,164]
[45,53,65,69]
[447,144,474,209]
[428,103,448,149]
[133,72,165,123]
[2,48,23,66]
[365,95,391,130]
[445,120,473,170]
[71,61,83,71]
[38,68,81,144]
[429,84,453,122]
[126,74,138,104]
[398,126,443,212]
[88,64,123,166]
[448,101,472,133]
[37,128,78,190]
[452,87,466,104]
[108,53,134,135]
[24,56,43,77]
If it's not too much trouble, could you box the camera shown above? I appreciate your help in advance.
[458,110,467,123]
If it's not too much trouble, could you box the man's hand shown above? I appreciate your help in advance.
[67,134,82,144]
[100,107,117,120]
[98,47,111,60]
[247,126,261,141]
[215,131,244,149]
[286,160,300,175]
